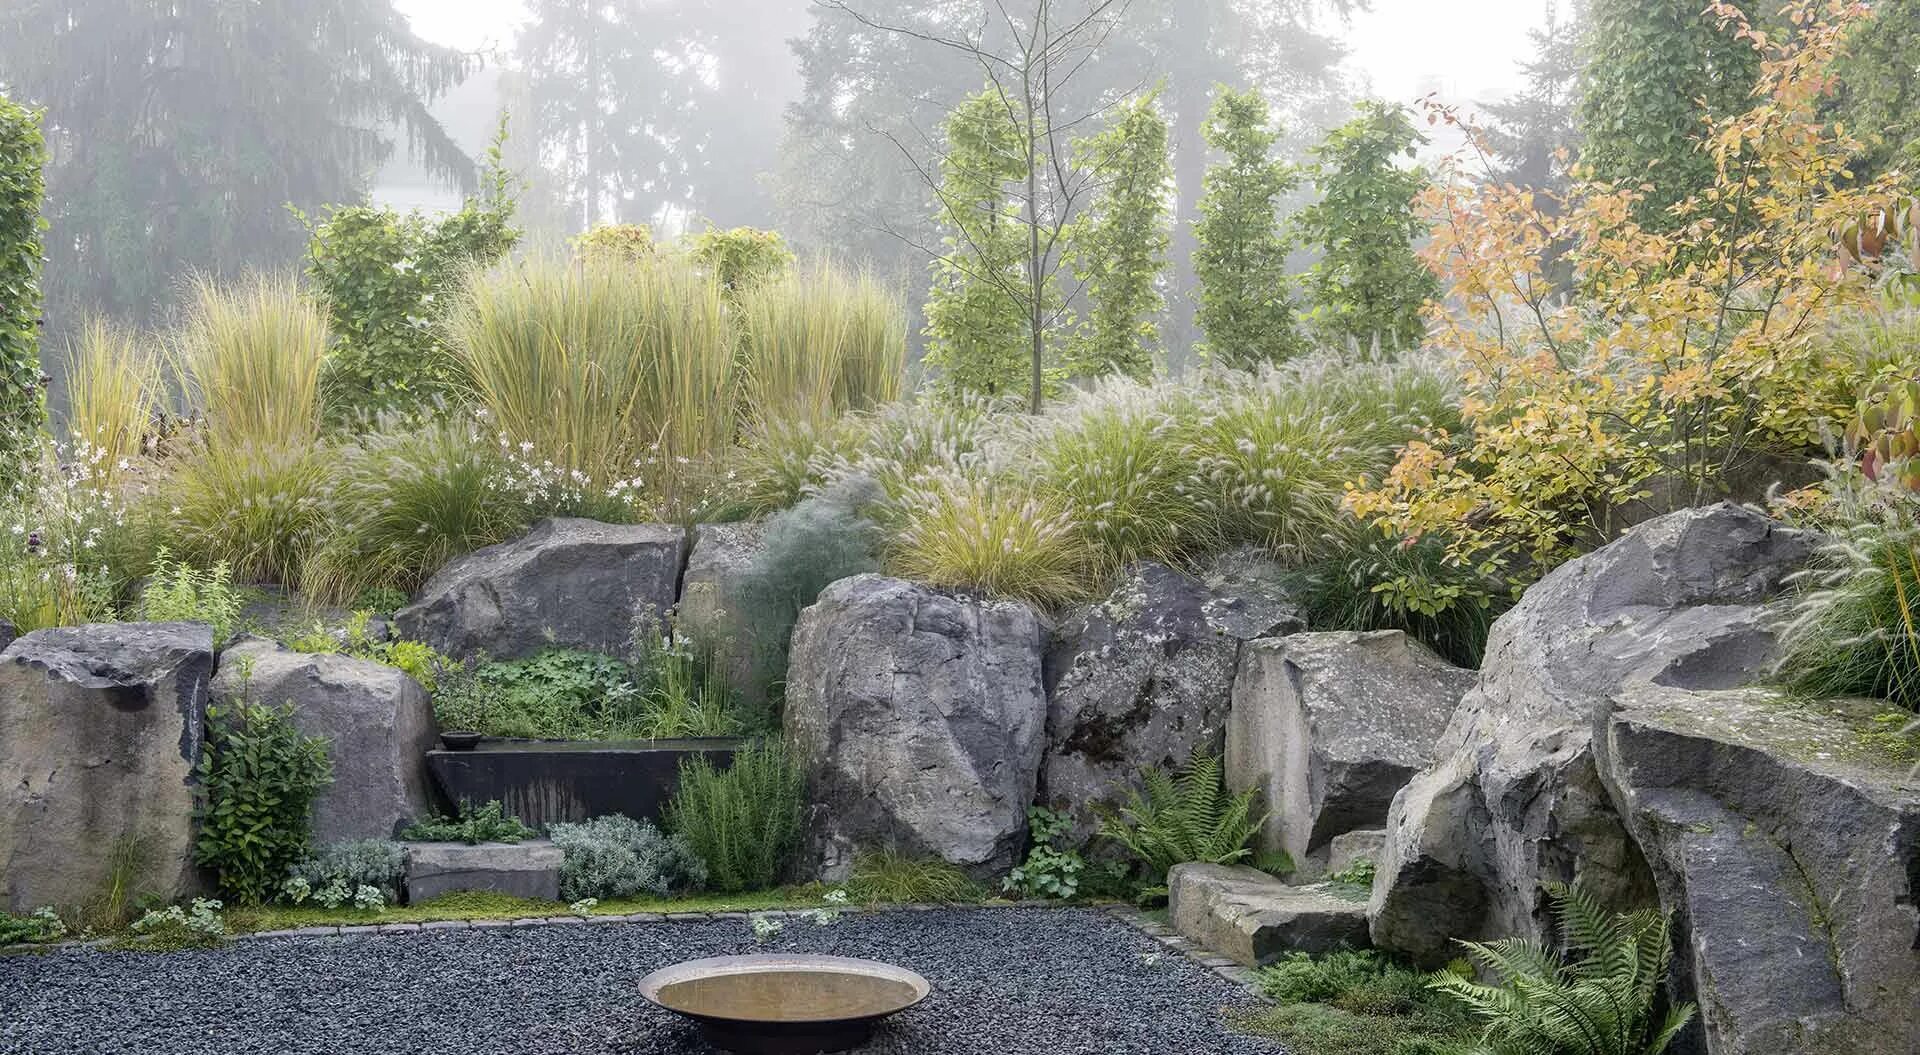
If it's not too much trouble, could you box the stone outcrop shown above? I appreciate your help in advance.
[396,517,686,662]
[1042,562,1302,843]
[1370,503,1815,965]
[213,639,438,842]
[1601,685,1920,1055]
[0,623,214,912]
[676,521,770,696]
[1228,630,1471,865]
[0,619,15,652]
[1168,863,1370,966]
[404,839,563,902]
[785,574,1047,881]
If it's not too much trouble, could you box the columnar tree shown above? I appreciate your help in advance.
[1292,101,1439,353]
[0,0,477,331]
[1576,0,1758,226]
[0,93,45,485]
[1192,87,1301,370]
[922,90,1035,401]
[1065,93,1172,381]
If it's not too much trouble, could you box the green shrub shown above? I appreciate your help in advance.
[1245,950,1474,1055]
[0,93,47,482]
[285,839,407,907]
[137,549,242,647]
[431,648,645,740]
[665,741,804,894]
[0,450,127,631]
[1430,882,1695,1055]
[0,907,66,945]
[1097,750,1265,885]
[302,128,519,423]
[573,223,656,264]
[843,850,985,905]
[549,814,706,900]
[1293,530,1507,668]
[302,417,526,603]
[728,481,881,702]
[1234,1002,1471,1055]
[286,611,445,693]
[400,800,536,845]
[1779,475,1920,711]
[194,700,333,905]
[1003,806,1085,900]
[687,225,794,293]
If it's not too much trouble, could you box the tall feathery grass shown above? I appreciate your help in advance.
[170,275,327,448]
[1779,472,1920,711]
[302,417,528,603]
[59,320,163,486]
[159,440,332,585]
[738,263,905,428]
[889,467,1094,607]
[452,257,739,516]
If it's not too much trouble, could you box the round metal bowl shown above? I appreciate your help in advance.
[638,953,930,1054]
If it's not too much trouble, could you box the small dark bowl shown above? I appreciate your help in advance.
[439,731,485,751]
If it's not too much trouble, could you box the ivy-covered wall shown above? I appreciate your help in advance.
[0,93,47,483]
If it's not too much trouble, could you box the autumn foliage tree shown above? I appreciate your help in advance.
[1349,0,1907,587]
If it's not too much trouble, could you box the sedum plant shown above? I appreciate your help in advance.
[1430,882,1695,1055]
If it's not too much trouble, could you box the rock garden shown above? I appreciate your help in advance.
[4,4,1920,1054]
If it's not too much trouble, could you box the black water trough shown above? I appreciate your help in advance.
[425,738,747,828]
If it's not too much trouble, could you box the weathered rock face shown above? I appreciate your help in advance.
[1601,685,1920,1055]
[0,619,15,651]
[0,623,214,912]
[396,518,687,662]
[676,521,769,695]
[1228,630,1471,865]
[1168,863,1371,966]
[785,574,1047,881]
[1371,503,1815,965]
[213,639,438,842]
[1042,562,1302,843]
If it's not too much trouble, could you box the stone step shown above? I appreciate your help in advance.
[1167,862,1369,968]
[403,839,563,903]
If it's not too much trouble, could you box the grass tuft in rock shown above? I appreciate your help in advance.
[842,850,986,904]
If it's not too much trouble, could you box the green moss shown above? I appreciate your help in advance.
[1231,1003,1473,1055]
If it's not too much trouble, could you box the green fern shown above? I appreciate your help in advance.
[1097,749,1266,881]
[1429,882,1696,1055]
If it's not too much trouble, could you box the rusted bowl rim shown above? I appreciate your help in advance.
[638,954,932,1024]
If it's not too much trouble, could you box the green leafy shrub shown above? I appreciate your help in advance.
[352,586,411,616]
[194,700,333,905]
[302,123,519,423]
[302,417,526,603]
[431,648,644,740]
[665,741,804,894]
[1294,530,1507,668]
[687,225,794,293]
[137,549,241,647]
[1430,882,1695,1055]
[128,898,227,950]
[287,611,446,694]
[573,223,656,264]
[0,93,47,481]
[284,839,407,907]
[1003,807,1085,900]
[844,850,985,905]
[728,482,882,703]
[0,907,66,945]
[1327,857,1378,891]
[1193,86,1304,369]
[400,800,535,845]
[549,814,706,900]
[1098,750,1265,884]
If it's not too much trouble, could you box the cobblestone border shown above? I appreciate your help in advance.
[1095,903,1268,1000]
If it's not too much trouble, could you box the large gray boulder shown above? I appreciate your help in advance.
[1228,630,1472,865]
[1168,863,1371,966]
[1042,562,1301,843]
[213,639,437,842]
[396,518,686,662]
[0,622,214,912]
[1602,685,1920,1055]
[1370,503,1815,965]
[785,574,1047,881]
[404,839,562,902]
[676,521,770,694]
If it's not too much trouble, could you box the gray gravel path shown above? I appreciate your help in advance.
[0,908,1278,1055]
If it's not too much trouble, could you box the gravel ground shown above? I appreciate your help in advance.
[0,908,1278,1055]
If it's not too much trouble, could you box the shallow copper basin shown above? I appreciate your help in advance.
[638,954,930,1054]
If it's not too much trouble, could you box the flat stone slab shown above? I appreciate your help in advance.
[1168,862,1369,967]
[404,840,562,903]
